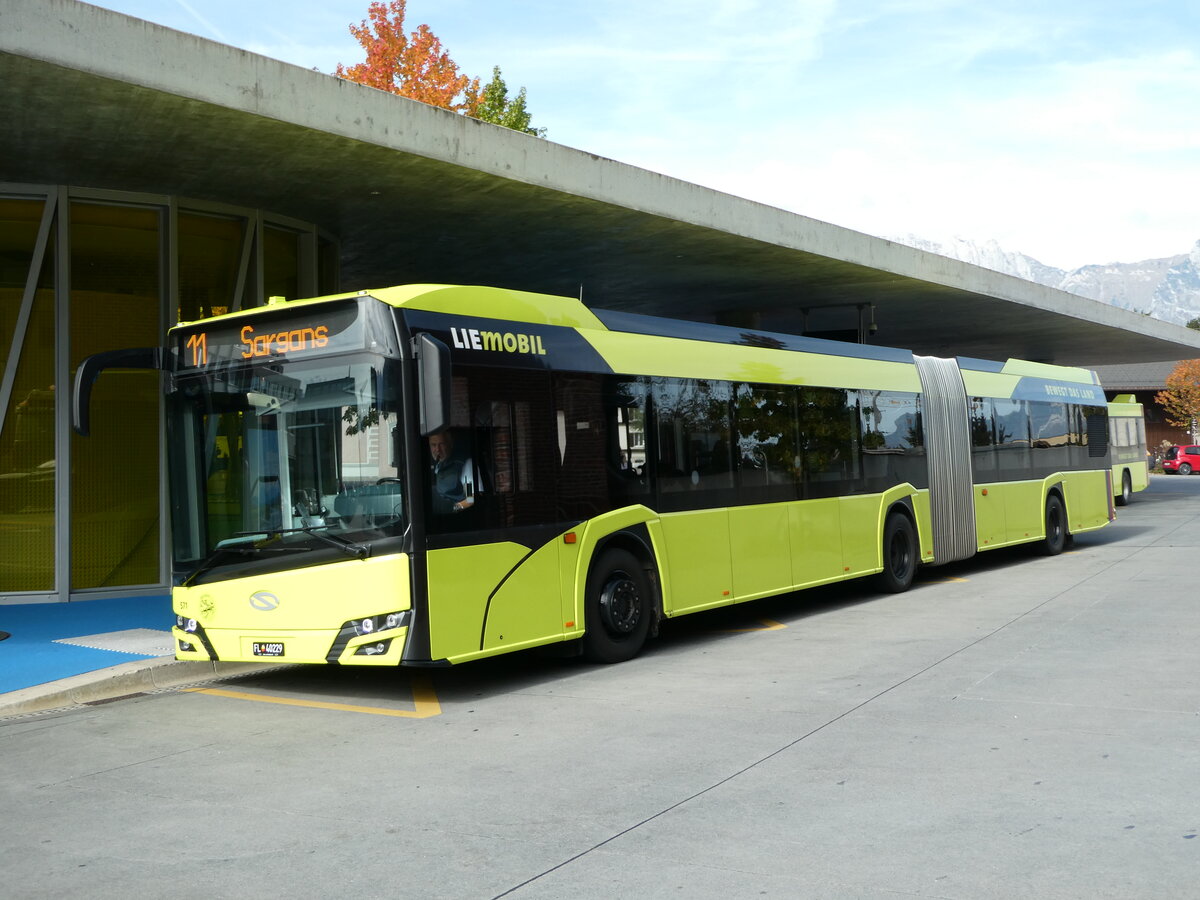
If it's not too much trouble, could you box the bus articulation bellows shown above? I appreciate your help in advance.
[73,285,1115,666]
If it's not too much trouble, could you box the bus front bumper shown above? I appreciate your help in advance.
[173,612,411,666]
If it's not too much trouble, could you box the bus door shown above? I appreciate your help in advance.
[423,364,564,660]
[969,396,1007,549]
[649,377,737,613]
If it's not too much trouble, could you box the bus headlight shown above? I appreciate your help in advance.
[327,611,410,663]
[353,640,393,656]
[350,610,409,638]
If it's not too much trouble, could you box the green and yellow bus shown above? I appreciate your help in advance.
[74,285,1114,666]
[1108,394,1148,505]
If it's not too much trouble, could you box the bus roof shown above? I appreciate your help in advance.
[173,283,1102,386]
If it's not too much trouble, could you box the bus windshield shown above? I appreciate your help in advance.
[166,352,405,577]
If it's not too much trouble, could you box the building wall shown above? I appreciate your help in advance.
[0,184,337,603]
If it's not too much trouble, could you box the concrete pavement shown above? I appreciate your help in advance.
[0,594,274,716]
[1,474,1197,898]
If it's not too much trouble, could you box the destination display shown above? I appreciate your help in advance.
[1011,376,1106,404]
[172,301,371,371]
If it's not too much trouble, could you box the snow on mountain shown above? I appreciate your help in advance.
[892,235,1200,326]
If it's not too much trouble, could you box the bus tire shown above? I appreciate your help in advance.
[1116,471,1132,506]
[1039,494,1068,556]
[583,548,652,664]
[875,512,917,593]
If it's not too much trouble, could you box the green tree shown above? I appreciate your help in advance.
[1187,316,1200,331]
[471,66,546,137]
[336,5,545,137]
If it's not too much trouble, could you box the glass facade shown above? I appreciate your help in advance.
[0,186,337,602]
[0,199,56,592]
[178,211,245,321]
[69,201,163,590]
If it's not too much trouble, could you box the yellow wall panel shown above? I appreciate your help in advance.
[1002,481,1045,543]
[839,495,884,577]
[658,509,733,614]
[729,503,792,600]
[482,539,563,653]
[974,485,1007,550]
[426,542,531,661]
[1063,471,1111,533]
[789,498,843,587]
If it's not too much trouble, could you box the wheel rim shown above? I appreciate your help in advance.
[1123,476,1132,501]
[1183,464,1193,475]
[1048,504,1063,543]
[599,571,642,635]
[888,529,912,578]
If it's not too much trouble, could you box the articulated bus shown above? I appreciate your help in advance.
[1108,394,1148,506]
[74,285,1114,666]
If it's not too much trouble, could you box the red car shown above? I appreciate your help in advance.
[1162,445,1200,475]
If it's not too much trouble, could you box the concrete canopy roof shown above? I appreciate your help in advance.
[7,0,1200,367]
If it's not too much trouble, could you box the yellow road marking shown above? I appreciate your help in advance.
[921,576,969,584]
[183,675,441,718]
[715,618,787,633]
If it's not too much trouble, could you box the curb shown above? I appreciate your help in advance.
[0,657,286,717]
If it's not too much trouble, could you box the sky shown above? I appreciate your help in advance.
[91,0,1200,270]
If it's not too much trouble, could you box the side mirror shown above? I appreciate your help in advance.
[73,347,164,436]
[413,333,451,437]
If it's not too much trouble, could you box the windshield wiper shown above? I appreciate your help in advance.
[180,541,303,588]
[237,525,371,560]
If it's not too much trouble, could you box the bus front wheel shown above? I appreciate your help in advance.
[875,512,917,593]
[583,548,652,663]
[1039,494,1068,556]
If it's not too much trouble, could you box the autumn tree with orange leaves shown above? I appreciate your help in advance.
[335,0,543,135]
[1155,358,1200,442]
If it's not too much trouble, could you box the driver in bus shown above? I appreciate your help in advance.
[429,428,477,513]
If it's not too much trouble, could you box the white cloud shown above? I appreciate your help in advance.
[91,0,1200,268]
[605,31,1200,270]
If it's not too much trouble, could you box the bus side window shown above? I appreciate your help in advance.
[448,366,557,530]
[734,383,799,503]
[1030,400,1071,474]
[861,390,926,491]
[994,399,1030,477]
[799,386,860,499]
[597,377,648,508]
[652,378,734,504]
[553,373,627,519]
[969,396,997,481]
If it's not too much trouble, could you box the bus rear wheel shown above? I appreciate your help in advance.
[583,548,652,664]
[1039,494,1068,556]
[876,512,917,593]
[1116,471,1132,506]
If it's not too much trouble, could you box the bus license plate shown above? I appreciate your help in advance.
[252,641,285,657]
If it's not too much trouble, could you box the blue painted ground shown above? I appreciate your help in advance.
[0,595,172,694]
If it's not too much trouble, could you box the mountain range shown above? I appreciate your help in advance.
[893,236,1200,327]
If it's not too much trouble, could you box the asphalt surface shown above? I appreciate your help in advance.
[1,474,1197,898]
